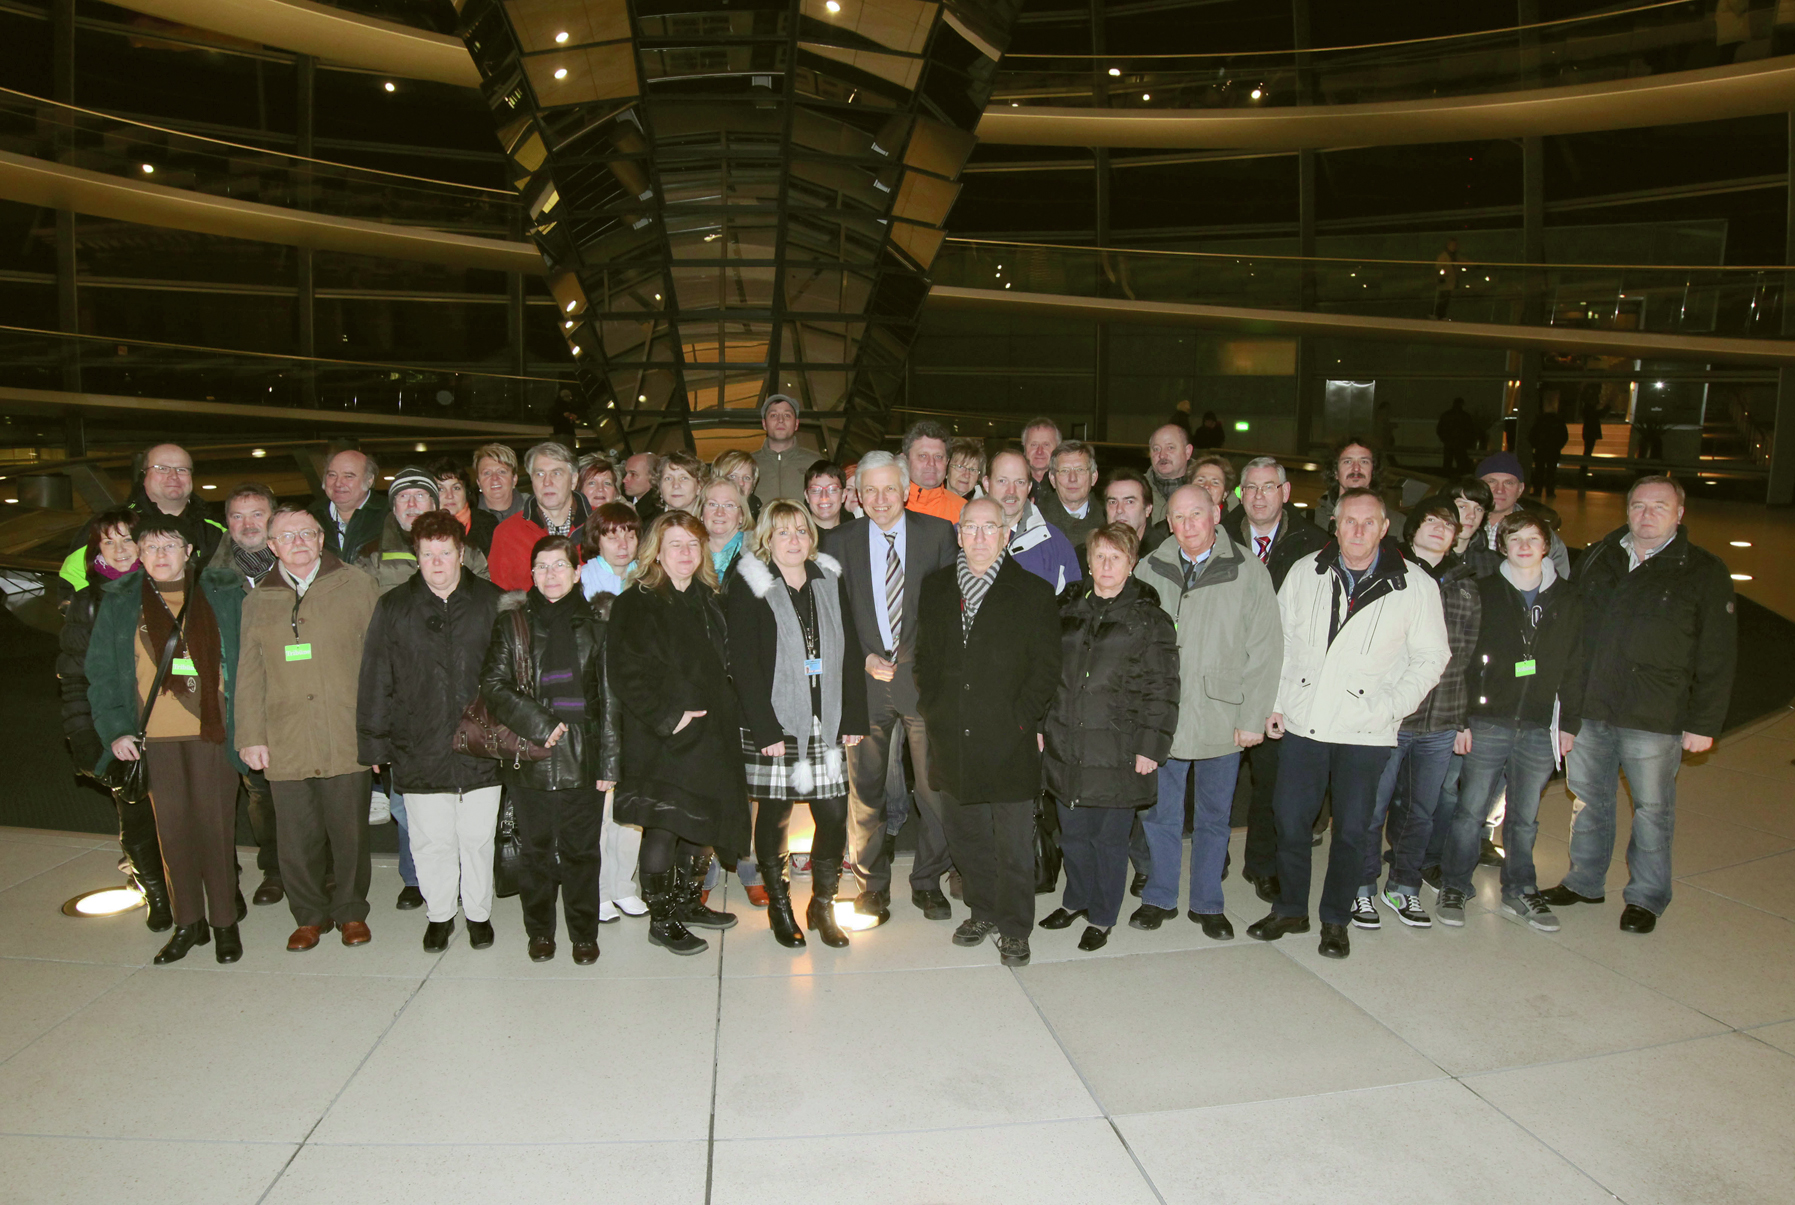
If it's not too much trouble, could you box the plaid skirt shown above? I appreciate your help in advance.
[740,715,848,802]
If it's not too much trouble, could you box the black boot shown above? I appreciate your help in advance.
[213,923,243,964]
[674,850,737,929]
[118,806,172,932]
[807,863,851,948]
[758,861,806,949]
[138,880,174,933]
[644,871,707,956]
[153,920,210,965]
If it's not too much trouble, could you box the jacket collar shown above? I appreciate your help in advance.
[1143,524,1245,593]
[260,551,348,597]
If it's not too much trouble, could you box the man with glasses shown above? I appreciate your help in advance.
[487,442,589,591]
[236,506,381,952]
[309,448,385,560]
[1035,441,1102,548]
[985,448,1081,593]
[803,462,848,531]
[61,443,225,592]
[915,498,1062,967]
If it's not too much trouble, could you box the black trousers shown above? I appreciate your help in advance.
[942,796,1035,941]
[239,768,279,877]
[1243,736,1283,880]
[846,676,952,896]
[1058,805,1134,928]
[144,740,240,927]
[1271,734,1391,927]
[513,786,603,942]
[273,770,372,928]
[755,796,848,868]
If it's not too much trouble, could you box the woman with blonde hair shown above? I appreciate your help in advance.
[712,449,764,521]
[700,477,751,596]
[727,500,868,948]
[608,511,751,955]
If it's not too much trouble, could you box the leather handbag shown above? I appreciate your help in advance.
[492,791,524,898]
[101,591,192,805]
[452,607,553,768]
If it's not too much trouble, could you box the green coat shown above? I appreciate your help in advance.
[85,565,247,776]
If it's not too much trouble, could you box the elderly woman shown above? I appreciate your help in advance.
[947,438,986,500]
[59,508,170,931]
[479,535,619,965]
[608,511,752,956]
[727,500,869,948]
[87,513,247,964]
[712,449,765,521]
[1039,523,1179,952]
[580,501,640,601]
[577,455,621,511]
[701,477,751,594]
[657,451,706,517]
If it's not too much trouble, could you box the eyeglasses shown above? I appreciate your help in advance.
[959,522,1004,537]
[807,486,842,498]
[1239,482,1283,495]
[146,464,192,477]
[272,529,323,545]
[138,542,186,556]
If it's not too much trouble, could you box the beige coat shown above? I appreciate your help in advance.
[235,553,379,781]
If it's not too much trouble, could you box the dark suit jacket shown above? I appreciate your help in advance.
[1221,502,1328,592]
[821,511,957,712]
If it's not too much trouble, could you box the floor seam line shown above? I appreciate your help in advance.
[703,894,728,1205]
[0,960,147,1074]
[1453,1073,1638,1205]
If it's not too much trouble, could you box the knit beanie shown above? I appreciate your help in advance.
[761,393,801,420]
[387,466,440,506]
[1474,450,1525,482]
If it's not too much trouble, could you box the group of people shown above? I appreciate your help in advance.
[53,392,1737,969]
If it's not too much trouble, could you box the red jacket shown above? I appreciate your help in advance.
[487,497,590,591]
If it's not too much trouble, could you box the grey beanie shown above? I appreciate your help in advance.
[761,392,800,419]
[387,466,440,506]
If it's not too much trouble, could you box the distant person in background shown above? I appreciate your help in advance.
[712,450,764,522]
[1436,397,1481,476]
[1579,395,1605,480]
[947,438,987,501]
[751,394,809,507]
[1034,440,1102,548]
[474,443,526,524]
[903,420,965,523]
[1433,238,1463,319]
[657,451,706,518]
[1191,411,1227,449]
[1020,417,1062,497]
[1528,401,1570,499]
[1146,422,1196,523]
[431,459,499,557]
[804,461,848,531]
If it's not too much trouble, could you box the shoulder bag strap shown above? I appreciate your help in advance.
[511,606,533,694]
[135,590,193,740]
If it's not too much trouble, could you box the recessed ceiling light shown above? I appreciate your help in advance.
[383,81,396,92]
[554,31,569,43]
[1108,67,1120,77]
[565,300,577,311]
[1730,540,1752,547]
[825,0,841,12]
[140,163,154,174]
[415,443,427,452]
[1141,93,1150,101]
[250,448,266,458]
[1732,573,1753,581]
[554,67,568,80]
[638,394,647,402]
[201,484,216,490]
[1250,87,1263,99]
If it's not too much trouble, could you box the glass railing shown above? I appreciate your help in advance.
[933,239,1793,342]
[0,325,567,424]
[0,88,517,238]
[993,1,1784,110]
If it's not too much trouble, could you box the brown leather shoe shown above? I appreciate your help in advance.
[252,878,284,906]
[340,921,372,946]
[287,923,333,952]
[571,940,599,965]
[745,884,770,908]
[528,936,555,962]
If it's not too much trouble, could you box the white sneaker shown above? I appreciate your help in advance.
[598,901,621,924]
[613,895,648,917]
[368,792,390,825]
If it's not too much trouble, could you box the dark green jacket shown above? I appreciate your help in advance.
[85,565,247,777]
[309,496,386,561]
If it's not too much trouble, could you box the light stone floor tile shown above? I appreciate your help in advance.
[1699,733,1795,781]
[309,975,719,1145]
[1468,1033,1795,1205]
[710,1119,1160,1205]
[1746,1019,1795,1055]
[1020,944,1442,1114]
[1117,1078,1619,1205]
[0,849,166,966]
[0,957,134,1062]
[0,827,113,848]
[263,1139,709,1204]
[0,969,418,1142]
[1677,765,1795,839]
[0,1135,295,1205]
[1682,849,1795,920]
[713,965,1098,1139]
[0,837,100,893]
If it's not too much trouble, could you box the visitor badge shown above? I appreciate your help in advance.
[1515,659,1536,677]
[285,643,313,662]
[804,657,824,677]
[171,657,196,676]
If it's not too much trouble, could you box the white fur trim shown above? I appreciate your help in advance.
[790,761,815,795]
[815,552,843,578]
[736,554,778,599]
[496,589,530,612]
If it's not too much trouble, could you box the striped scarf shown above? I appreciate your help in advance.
[955,549,1003,638]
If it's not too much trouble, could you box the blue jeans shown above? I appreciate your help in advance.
[1423,752,1463,870]
[387,790,417,888]
[1365,729,1458,895]
[1564,720,1682,915]
[1442,720,1554,900]
[1143,753,1241,914]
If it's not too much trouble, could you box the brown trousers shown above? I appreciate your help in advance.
[144,739,240,927]
[272,771,373,928]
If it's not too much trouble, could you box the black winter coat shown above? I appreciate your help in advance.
[479,588,621,791]
[1042,578,1180,809]
[357,571,504,794]
[725,557,869,749]
[1465,569,1584,734]
[55,582,107,774]
[465,507,500,557]
[915,557,1063,802]
[607,581,751,855]
[1572,524,1737,737]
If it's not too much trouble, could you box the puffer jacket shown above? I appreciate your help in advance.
[1134,527,1283,760]
[356,570,504,794]
[354,512,489,595]
[56,582,110,774]
[478,588,620,792]
[1042,577,1180,809]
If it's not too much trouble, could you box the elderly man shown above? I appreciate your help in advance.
[1475,451,1571,579]
[310,448,385,560]
[902,420,965,523]
[429,458,499,556]
[752,394,810,506]
[1251,488,1449,960]
[985,448,1081,593]
[1313,437,1407,541]
[355,467,489,595]
[473,443,526,524]
[1147,422,1196,523]
[61,442,226,592]
[1035,440,1102,548]
[820,451,959,923]
[1543,476,1736,934]
[1020,417,1061,497]
[1132,485,1282,939]
[1103,468,1169,560]
[1223,457,1327,591]
[487,442,590,591]
[237,505,381,951]
[621,452,663,521]
[915,497,1062,967]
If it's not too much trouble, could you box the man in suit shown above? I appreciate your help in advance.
[820,451,959,925]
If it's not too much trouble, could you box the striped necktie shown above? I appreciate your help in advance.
[884,530,903,652]
[1255,535,1270,563]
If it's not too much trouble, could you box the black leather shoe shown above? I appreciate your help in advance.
[1189,911,1234,940]
[1222,852,1231,882]
[1129,872,1148,898]
[465,920,494,949]
[1077,925,1110,951]
[396,885,425,910]
[1619,904,1658,934]
[1318,922,1351,959]
[212,923,242,964]
[1478,837,1506,867]
[1128,903,1177,931]
[1246,874,1280,905]
[423,919,454,953]
[571,940,600,964]
[1246,913,1311,942]
[252,877,284,906]
[947,869,964,900]
[528,936,555,962]
[235,890,248,923]
[911,888,951,920]
[852,890,891,927]
[1541,883,1605,907]
[1038,907,1087,930]
[153,920,210,965]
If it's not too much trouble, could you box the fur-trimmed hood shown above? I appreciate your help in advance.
[734,551,843,599]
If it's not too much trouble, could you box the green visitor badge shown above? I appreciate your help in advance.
[285,643,313,662]
[1515,659,1537,677]
[171,657,196,676]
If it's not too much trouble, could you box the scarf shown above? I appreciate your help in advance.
[711,530,743,579]
[533,589,588,724]
[1149,468,1191,503]
[753,561,845,792]
[232,542,276,583]
[955,549,1003,637]
[92,555,138,583]
[139,570,226,744]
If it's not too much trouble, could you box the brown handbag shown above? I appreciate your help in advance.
[454,607,554,768]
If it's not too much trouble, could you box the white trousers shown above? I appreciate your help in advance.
[600,791,643,903]
[404,786,503,922]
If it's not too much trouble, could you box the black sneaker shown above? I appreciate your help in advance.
[1420,865,1443,892]
[996,935,1031,967]
[1349,895,1381,930]
[1478,837,1505,867]
[952,918,996,947]
[1436,889,1468,927]
[1379,888,1431,929]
